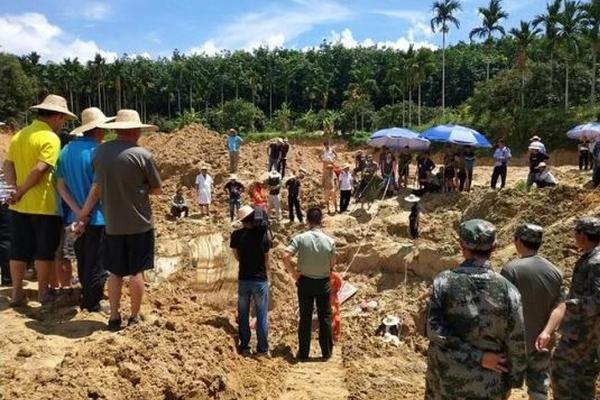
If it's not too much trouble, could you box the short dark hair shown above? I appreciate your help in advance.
[516,237,542,251]
[36,109,64,118]
[306,206,323,226]
[470,248,493,259]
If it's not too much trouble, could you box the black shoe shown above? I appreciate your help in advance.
[127,315,140,327]
[108,316,122,332]
[295,353,309,362]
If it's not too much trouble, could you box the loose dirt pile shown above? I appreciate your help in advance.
[1,123,599,399]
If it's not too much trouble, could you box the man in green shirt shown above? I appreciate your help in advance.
[284,206,336,361]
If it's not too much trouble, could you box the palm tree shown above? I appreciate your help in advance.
[533,0,562,102]
[431,0,462,113]
[582,0,600,102]
[510,21,541,108]
[556,0,584,111]
[469,0,508,81]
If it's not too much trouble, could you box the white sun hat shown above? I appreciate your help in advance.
[383,315,400,326]
[70,107,115,136]
[404,194,421,203]
[98,109,158,131]
[268,169,281,178]
[30,94,77,120]
[235,205,255,223]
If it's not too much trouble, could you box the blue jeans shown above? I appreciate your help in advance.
[238,280,269,353]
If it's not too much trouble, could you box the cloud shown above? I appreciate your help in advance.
[189,0,352,54]
[0,12,117,62]
[374,9,434,39]
[65,2,111,21]
[329,28,436,51]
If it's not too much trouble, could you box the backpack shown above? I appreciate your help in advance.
[253,205,274,240]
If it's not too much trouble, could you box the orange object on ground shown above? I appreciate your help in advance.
[330,271,342,341]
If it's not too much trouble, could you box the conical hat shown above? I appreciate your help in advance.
[98,109,157,131]
[70,107,115,135]
[30,94,77,120]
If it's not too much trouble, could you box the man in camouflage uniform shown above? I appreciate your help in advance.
[501,224,564,400]
[425,219,527,400]
[536,217,600,400]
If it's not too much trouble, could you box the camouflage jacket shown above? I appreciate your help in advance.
[425,259,527,400]
[559,246,600,344]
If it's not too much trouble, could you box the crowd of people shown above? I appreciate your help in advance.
[2,94,599,398]
[2,95,161,332]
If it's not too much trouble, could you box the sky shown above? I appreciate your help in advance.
[0,0,545,62]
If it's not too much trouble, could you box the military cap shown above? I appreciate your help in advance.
[459,219,496,251]
[575,217,600,236]
[515,223,544,244]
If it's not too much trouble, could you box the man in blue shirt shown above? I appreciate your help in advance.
[491,139,512,189]
[56,107,113,312]
[227,128,243,173]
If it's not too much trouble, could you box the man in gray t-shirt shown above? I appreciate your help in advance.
[500,223,565,400]
[284,206,336,361]
[83,110,162,332]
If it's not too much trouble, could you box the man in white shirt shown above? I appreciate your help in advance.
[530,136,547,155]
[338,164,353,213]
[195,165,213,216]
[534,163,557,188]
[491,139,512,189]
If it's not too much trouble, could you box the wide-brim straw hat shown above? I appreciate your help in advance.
[537,162,547,169]
[530,135,542,141]
[268,170,281,178]
[234,205,255,223]
[30,94,77,120]
[383,315,400,326]
[71,107,115,136]
[98,109,158,131]
[404,194,421,203]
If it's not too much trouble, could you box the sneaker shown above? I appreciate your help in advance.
[127,316,140,327]
[108,316,122,332]
[240,348,252,357]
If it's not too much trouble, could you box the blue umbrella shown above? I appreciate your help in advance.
[368,127,430,151]
[421,124,492,148]
[567,123,600,140]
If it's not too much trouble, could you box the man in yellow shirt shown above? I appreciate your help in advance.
[3,95,77,305]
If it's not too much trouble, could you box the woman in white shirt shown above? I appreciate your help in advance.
[195,165,213,216]
[338,164,353,213]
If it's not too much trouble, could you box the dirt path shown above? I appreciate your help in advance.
[279,345,349,400]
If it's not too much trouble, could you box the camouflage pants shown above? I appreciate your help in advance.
[551,339,600,400]
[525,350,550,400]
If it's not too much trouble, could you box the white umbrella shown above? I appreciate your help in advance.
[367,128,430,151]
[567,123,600,140]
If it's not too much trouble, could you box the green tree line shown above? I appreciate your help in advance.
[1,0,599,146]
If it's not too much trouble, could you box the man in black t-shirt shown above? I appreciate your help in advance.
[278,138,290,177]
[224,174,245,221]
[230,205,272,357]
[268,138,283,172]
[285,169,305,223]
[526,147,549,188]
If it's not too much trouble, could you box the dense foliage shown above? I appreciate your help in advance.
[1,0,600,149]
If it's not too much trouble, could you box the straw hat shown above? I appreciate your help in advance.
[228,174,238,180]
[298,168,308,174]
[30,94,77,120]
[0,122,5,127]
[404,194,421,203]
[343,163,351,170]
[99,109,157,131]
[71,107,115,136]
[537,162,547,169]
[235,205,255,223]
[200,163,210,170]
[268,169,281,178]
[383,315,400,326]
[530,135,542,141]
[277,137,284,143]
